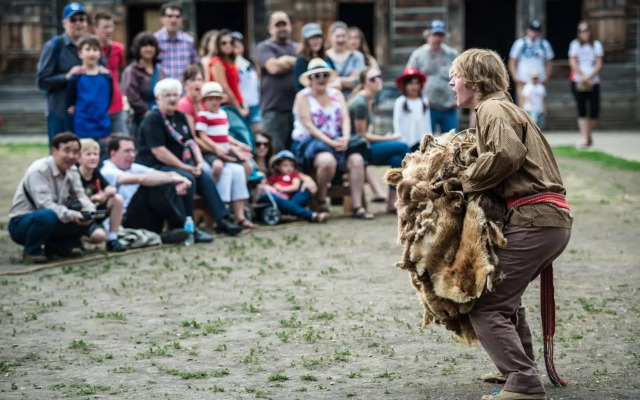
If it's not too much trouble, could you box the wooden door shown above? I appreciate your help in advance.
[583,0,626,59]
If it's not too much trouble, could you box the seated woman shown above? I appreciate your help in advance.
[135,78,242,236]
[260,150,329,223]
[292,58,372,219]
[195,82,256,229]
[348,66,411,213]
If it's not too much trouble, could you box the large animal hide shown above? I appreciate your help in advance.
[385,131,507,344]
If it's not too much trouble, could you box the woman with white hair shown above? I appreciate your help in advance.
[135,78,242,237]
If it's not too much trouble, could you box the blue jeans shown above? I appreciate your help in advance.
[370,141,411,189]
[430,108,459,134]
[47,114,68,148]
[110,111,129,135]
[160,166,229,223]
[9,209,83,256]
[260,189,313,220]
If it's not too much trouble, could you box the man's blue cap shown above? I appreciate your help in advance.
[428,20,447,35]
[62,2,86,20]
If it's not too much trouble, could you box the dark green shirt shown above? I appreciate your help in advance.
[347,93,371,134]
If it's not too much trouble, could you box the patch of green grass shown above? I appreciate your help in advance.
[300,374,318,381]
[552,146,640,171]
[69,339,91,352]
[267,374,288,382]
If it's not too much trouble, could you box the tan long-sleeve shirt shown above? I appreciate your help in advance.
[9,156,95,222]
[461,91,572,228]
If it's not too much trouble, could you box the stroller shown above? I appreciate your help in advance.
[223,106,281,226]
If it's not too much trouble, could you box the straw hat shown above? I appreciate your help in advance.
[396,67,427,91]
[201,82,227,99]
[298,58,338,87]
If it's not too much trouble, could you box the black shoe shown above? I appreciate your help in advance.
[161,228,188,244]
[216,219,242,236]
[44,244,83,258]
[194,229,214,243]
[106,239,127,252]
[23,253,48,264]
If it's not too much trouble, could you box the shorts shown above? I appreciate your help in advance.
[246,105,262,125]
[87,203,109,236]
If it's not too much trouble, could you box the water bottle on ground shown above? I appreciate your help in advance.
[184,216,195,246]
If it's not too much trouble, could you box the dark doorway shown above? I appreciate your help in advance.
[546,0,582,60]
[338,2,375,53]
[465,0,516,95]
[127,3,162,59]
[196,1,247,41]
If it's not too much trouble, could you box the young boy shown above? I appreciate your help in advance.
[521,69,547,129]
[78,138,126,251]
[449,49,572,400]
[67,35,113,159]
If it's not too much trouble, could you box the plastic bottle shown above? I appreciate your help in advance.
[184,216,195,246]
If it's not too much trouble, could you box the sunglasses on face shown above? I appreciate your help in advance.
[578,28,590,33]
[164,14,181,19]
[311,72,330,80]
[256,142,270,148]
[70,15,87,23]
[368,74,382,82]
[220,40,232,46]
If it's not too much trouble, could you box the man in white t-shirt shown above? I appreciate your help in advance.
[100,135,213,244]
[508,20,554,107]
[522,69,547,129]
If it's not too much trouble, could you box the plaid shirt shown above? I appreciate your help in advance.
[154,27,199,81]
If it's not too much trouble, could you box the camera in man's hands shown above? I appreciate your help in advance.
[80,210,107,221]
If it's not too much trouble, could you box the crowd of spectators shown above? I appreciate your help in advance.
[12,1,602,261]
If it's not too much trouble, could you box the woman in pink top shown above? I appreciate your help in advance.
[177,64,212,157]
[209,29,249,117]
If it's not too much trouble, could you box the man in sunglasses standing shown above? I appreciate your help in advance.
[154,2,199,81]
[255,11,299,153]
[406,20,459,134]
[37,2,106,146]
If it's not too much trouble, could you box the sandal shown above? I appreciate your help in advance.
[352,207,374,220]
[311,212,331,223]
[236,219,258,229]
[371,196,386,203]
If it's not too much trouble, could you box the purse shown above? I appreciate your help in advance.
[346,133,372,162]
[575,81,593,92]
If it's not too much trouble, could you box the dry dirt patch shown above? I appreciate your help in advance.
[0,149,638,399]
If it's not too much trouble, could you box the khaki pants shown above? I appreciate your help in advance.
[469,225,571,394]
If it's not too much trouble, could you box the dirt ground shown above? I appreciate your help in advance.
[0,146,639,400]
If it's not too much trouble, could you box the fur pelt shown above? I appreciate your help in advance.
[385,131,507,344]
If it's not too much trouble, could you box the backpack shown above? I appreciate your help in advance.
[43,35,64,96]
[518,36,548,60]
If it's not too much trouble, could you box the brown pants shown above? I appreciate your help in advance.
[470,225,571,394]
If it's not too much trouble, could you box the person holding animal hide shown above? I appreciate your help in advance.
[449,49,572,400]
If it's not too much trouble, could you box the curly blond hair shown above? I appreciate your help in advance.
[450,49,509,99]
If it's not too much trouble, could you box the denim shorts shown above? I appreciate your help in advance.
[246,105,262,125]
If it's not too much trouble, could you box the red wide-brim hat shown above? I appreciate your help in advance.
[396,67,427,91]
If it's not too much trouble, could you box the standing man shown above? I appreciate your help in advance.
[9,132,96,263]
[93,11,128,135]
[154,2,199,81]
[509,20,555,107]
[37,2,105,145]
[255,11,299,152]
[449,48,572,400]
[407,20,459,134]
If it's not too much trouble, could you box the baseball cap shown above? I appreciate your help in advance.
[302,23,323,39]
[62,2,86,20]
[232,31,244,42]
[529,20,542,31]
[428,20,447,35]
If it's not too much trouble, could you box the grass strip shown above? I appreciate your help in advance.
[553,146,640,172]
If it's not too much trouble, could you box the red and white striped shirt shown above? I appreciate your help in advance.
[195,109,230,146]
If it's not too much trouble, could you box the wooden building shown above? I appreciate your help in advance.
[0,0,638,128]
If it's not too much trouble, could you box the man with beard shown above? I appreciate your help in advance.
[255,11,300,152]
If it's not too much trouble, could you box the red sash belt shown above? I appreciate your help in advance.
[506,192,570,210]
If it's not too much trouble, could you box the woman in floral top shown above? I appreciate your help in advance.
[291,58,372,219]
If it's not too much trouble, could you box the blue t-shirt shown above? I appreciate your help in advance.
[67,73,113,138]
